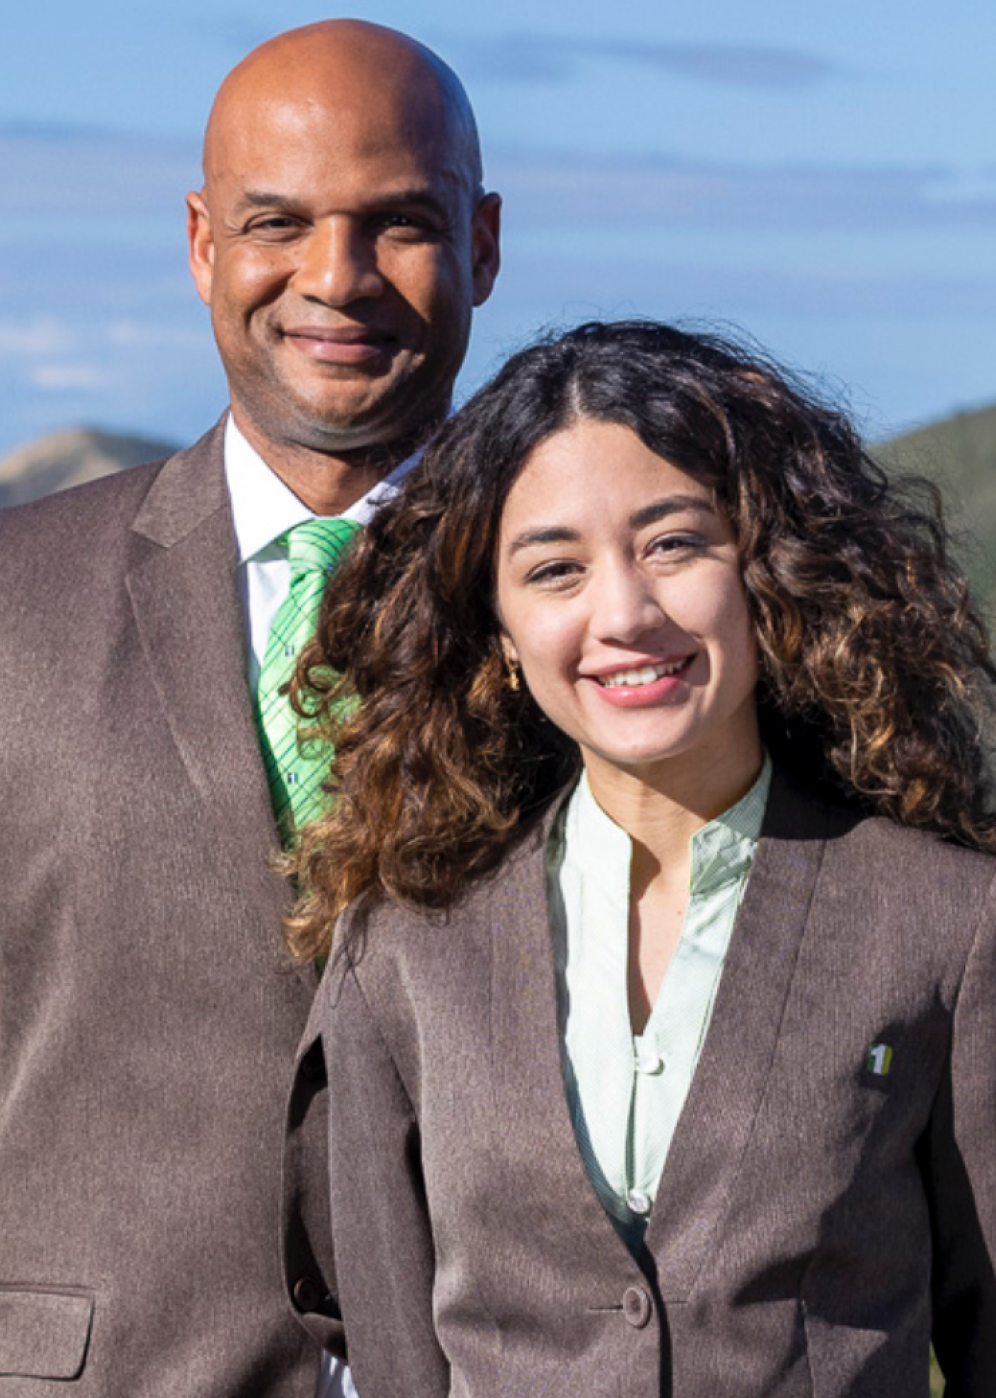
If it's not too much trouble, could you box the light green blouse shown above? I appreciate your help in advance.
[546,757,772,1254]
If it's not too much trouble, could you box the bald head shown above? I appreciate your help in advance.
[186,18,500,512]
[204,21,483,197]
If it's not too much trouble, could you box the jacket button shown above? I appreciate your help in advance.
[293,1276,322,1312]
[622,1286,652,1329]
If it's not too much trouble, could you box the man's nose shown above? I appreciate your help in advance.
[292,218,384,305]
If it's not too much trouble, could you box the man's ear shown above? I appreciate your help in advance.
[470,192,501,308]
[186,190,215,307]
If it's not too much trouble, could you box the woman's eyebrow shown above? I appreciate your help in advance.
[506,496,715,555]
[505,526,579,556]
[629,495,714,530]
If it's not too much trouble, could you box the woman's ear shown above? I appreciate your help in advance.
[500,635,522,693]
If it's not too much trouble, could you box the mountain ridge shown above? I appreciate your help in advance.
[4,408,996,615]
[0,426,178,510]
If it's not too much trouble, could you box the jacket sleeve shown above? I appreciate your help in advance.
[927,898,996,1391]
[322,956,450,1398]
[282,978,346,1358]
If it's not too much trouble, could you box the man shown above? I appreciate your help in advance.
[0,20,499,1397]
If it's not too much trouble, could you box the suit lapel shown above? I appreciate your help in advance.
[489,806,635,1266]
[125,421,280,871]
[489,778,835,1286]
[645,771,832,1298]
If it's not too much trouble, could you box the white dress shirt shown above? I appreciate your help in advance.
[224,414,415,1398]
[223,414,413,688]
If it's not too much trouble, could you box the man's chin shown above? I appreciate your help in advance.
[235,365,446,458]
[294,381,446,454]
[271,409,422,464]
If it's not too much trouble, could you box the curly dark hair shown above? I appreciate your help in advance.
[285,320,996,961]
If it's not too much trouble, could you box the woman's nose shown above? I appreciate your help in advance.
[589,562,666,644]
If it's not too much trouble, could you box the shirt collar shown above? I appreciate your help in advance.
[223,414,421,564]
[689,753,772,893]
[563,752,772,901]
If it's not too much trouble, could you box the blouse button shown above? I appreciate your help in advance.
[626,1189,652,1216]
[635,1050,664,1075]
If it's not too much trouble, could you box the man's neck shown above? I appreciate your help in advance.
[230,411,438,516]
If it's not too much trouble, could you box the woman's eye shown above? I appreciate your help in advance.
[526,560,582,587]
[650,532,704,556]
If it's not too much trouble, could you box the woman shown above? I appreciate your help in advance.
[282,322,996,1397]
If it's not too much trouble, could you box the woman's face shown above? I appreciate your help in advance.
[495,417,760,798]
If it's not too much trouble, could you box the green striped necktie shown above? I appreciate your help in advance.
[255,517,361,842]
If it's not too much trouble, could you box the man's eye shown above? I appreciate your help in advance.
[246,215,300,237]
[372,214,438,238]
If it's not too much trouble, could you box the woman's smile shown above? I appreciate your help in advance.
[589,654,694,695]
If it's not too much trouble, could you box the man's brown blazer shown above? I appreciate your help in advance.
[284,771,996,1397]
[0,423,325,1395]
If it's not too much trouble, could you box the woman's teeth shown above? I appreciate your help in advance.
[599,660,686,689]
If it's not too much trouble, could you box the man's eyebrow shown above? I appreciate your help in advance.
[235,188,450,216]
[237,191,297,211]
[369,188,449,211]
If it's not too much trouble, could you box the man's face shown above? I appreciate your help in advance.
[187,79,499,460]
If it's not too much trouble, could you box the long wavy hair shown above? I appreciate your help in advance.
[286,320,996,961]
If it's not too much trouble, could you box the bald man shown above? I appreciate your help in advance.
[0,21,499,1398]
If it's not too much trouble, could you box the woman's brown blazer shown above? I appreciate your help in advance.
[284,768,996,1397]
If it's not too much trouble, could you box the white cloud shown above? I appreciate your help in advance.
[0,316,114,392]
[107,319,204,349]
[30,363,115,390]
[0,124,197,218]
[455,34,837,91]
[490,149,996,234]
[0,315,77,359]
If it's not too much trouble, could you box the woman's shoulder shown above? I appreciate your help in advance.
[329,801,556,987]
[766,765,996,911]
[752,770,996,1018]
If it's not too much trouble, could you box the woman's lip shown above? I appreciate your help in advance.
[584,656,692,683]
[585,656,694,708]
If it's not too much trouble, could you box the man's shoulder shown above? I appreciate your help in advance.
[0,456,162,536]
[0,422,225,554]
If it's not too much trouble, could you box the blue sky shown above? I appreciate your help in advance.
[3,0,995,455]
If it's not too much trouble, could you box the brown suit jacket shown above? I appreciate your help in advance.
[0,422,328,1395]
[284,771,996,1397]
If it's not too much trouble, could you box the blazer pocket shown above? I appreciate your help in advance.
[803,1309,899,1398]
[0,1285,94,1379]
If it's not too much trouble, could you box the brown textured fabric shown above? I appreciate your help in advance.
[0,422,331,1396]
[284,771,996,1397]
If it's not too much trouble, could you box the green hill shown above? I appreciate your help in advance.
[878,402,996,623]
